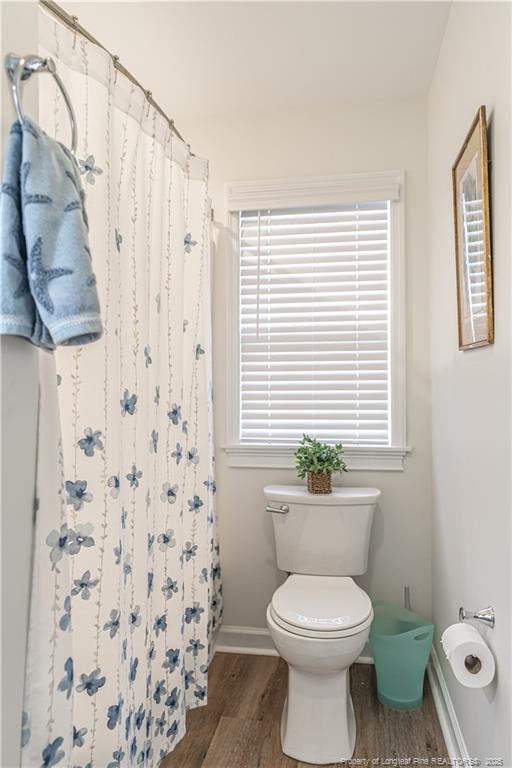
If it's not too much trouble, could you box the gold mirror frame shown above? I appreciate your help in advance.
[452,105,493,350]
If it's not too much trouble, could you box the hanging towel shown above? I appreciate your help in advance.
[0,120,102,348]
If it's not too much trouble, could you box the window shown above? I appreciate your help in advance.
[225,173,407,471]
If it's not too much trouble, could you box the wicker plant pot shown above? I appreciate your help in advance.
[307,472,332,494]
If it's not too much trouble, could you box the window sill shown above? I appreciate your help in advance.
[223,444,411,471]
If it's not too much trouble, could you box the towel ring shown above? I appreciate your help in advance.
[5,53,77,156]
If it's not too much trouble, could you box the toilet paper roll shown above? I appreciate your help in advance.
[441,622,495,689]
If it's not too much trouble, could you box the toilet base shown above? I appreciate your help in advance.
[280,666,356,765]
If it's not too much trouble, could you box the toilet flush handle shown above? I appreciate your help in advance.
[266,504,289,515]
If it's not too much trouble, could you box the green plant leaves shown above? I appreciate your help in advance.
[294,433,348,479]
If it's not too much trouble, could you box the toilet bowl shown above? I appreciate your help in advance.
[264,484,380,765]
[266,574,373,764]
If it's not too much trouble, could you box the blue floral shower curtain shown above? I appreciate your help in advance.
[21,10,222,767]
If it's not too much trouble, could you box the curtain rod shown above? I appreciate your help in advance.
[39,0,188,147]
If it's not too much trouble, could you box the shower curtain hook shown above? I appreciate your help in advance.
[168,118,174,139]
[112,55,119,84]
[145,90,152,117]
[71,16,79,49]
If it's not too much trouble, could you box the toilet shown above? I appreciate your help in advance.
[265,484,381,765]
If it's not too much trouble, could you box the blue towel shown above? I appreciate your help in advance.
[0,120,102,348]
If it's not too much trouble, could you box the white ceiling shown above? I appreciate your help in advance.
[64,2,451,119]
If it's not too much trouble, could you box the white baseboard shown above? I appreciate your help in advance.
[427,645,469,761]
[214,625,374,663]
[215,625,279,656]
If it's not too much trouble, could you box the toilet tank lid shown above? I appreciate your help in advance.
[264,485,380,506]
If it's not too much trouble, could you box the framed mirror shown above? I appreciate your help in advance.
[452,105,493,350]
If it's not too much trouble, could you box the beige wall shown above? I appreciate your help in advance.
[428,2,511,762]
[180,99,433,629]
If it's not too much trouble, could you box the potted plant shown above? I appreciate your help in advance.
[294,434,348,494]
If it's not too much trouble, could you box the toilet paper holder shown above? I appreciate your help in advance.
[459,605,495,629]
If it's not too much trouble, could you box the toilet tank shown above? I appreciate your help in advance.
[264,485,380,576]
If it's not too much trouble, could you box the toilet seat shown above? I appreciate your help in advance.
[270,574,373,639]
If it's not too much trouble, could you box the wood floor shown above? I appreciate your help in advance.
[163,652,448,768]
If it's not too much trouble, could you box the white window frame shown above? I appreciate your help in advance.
[224,171,409,471]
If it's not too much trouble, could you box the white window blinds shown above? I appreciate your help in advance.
[238,201,391,445]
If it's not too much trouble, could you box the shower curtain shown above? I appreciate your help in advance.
[21,9,222,767]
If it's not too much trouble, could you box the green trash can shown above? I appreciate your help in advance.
[369,601,434,710]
